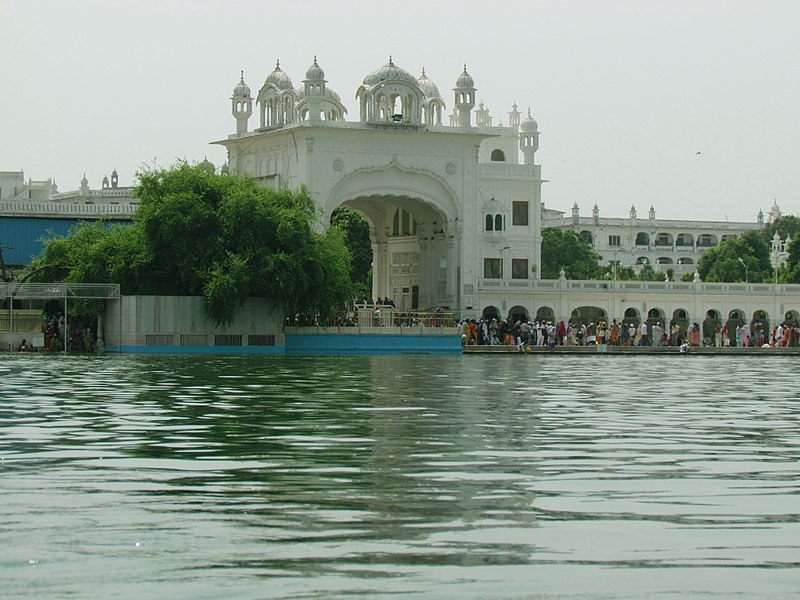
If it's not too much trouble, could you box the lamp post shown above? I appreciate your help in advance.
[737,257,749,284]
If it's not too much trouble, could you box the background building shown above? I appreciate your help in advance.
[541,203,774,277]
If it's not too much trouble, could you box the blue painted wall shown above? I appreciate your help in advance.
[0,216,132,266]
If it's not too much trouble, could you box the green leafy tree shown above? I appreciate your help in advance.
[782,236,800,283]
[28,163,354,325]
[541,228,602,279]
[697,230,772,282]
[759,215,800,246]
[330,207,372,299]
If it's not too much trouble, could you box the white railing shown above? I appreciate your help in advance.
[0,201,137,217]
[477,278,800,297]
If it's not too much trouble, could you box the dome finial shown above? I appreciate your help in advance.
[313,55,317,64]
[240,70,244,83]
[527,107,532,118]
[276,59,280,70]
[389,55,393,65]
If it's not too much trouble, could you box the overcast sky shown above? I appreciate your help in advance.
[2,0,798,222]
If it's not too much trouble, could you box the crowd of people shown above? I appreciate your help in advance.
[459,317,800,349]
[5,310,99,353]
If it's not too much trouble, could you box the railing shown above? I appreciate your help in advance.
[287,308,457,329]
[0,309,41,332]
[0,201,137,217]
[476,278,800,296]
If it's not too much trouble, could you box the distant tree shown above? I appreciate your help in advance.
[697,230,772,283]
[781,236,800,283]
[28,163,355,325]
[541,228,602,279]
[759,215,800,245]
[330,207,372,299]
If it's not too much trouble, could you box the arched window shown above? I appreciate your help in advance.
[485,215,493,231]
[580,230,593,245]
[655,233,673,247]
[495,214,503,231]
[635,232,650,246]
[677,257,694,265]
[490,149,505,162]
[636,256,649,265]
[655,257,673,264]
[696,234,717,247]
[676,233,694,247]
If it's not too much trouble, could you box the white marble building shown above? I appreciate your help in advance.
[216,57,544,317]
[541,202,780,277]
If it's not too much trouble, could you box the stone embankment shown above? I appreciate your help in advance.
[464,345,800,356]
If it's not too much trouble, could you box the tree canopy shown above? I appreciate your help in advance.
[696,230,772,283]
[27,164,355,325]
[330,207,372,299]
[540,228,602,279]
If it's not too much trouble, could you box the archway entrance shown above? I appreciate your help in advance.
[571,305,607,326]
[326,164,460,313]
[508,305,528,323]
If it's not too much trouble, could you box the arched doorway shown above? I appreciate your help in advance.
[508,305,528,323]
[727,309,746,346]
[536,306,555,323]
[482,305,500,321]
[751,309,770,346]
[703,309,722,345]
[325,162,460,313]
[671,308,689,344]
[571,305,607,326]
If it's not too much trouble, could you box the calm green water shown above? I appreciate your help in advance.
[1,354,799,599]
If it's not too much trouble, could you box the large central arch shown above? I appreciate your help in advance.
[324,160,461,310]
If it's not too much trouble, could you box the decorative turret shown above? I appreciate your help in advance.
[629,205,637,219]
[519,108,539,165]
[649,205,655,220]
[231,71,253,134]
[593,204,600,225]
[508,102,520,129]
[769,199,782,223]
[111,168,118,189]
[572,202,580,224]
[303,56,326,124]
[102,175,109,189]
[453,65,475,128]
[79,173,89,197]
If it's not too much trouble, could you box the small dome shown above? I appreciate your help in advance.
[233,71,251,97]
[418,68,442,99]
[520,108,538,132]
[265,60,294,91]
[305,56,325,81]
[455,65,475,89]
[295,85,342,102]
[363,56,418,87]
[198,157,215,174]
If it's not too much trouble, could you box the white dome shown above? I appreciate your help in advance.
[454,65,475,89]
[363,57,419,87]
[232,72,250,97]
[418,68,442,99]
[520,108,538,132]
[305,57,325,81]
[265,60,294,91]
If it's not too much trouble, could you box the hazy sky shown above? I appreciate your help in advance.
[2,0,798,222]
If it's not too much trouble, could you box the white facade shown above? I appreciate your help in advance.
[542,204,770,277]
[0,171,56,202]
[216,57,544,317]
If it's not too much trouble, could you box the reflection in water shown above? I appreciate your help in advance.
[1,354,799,599]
